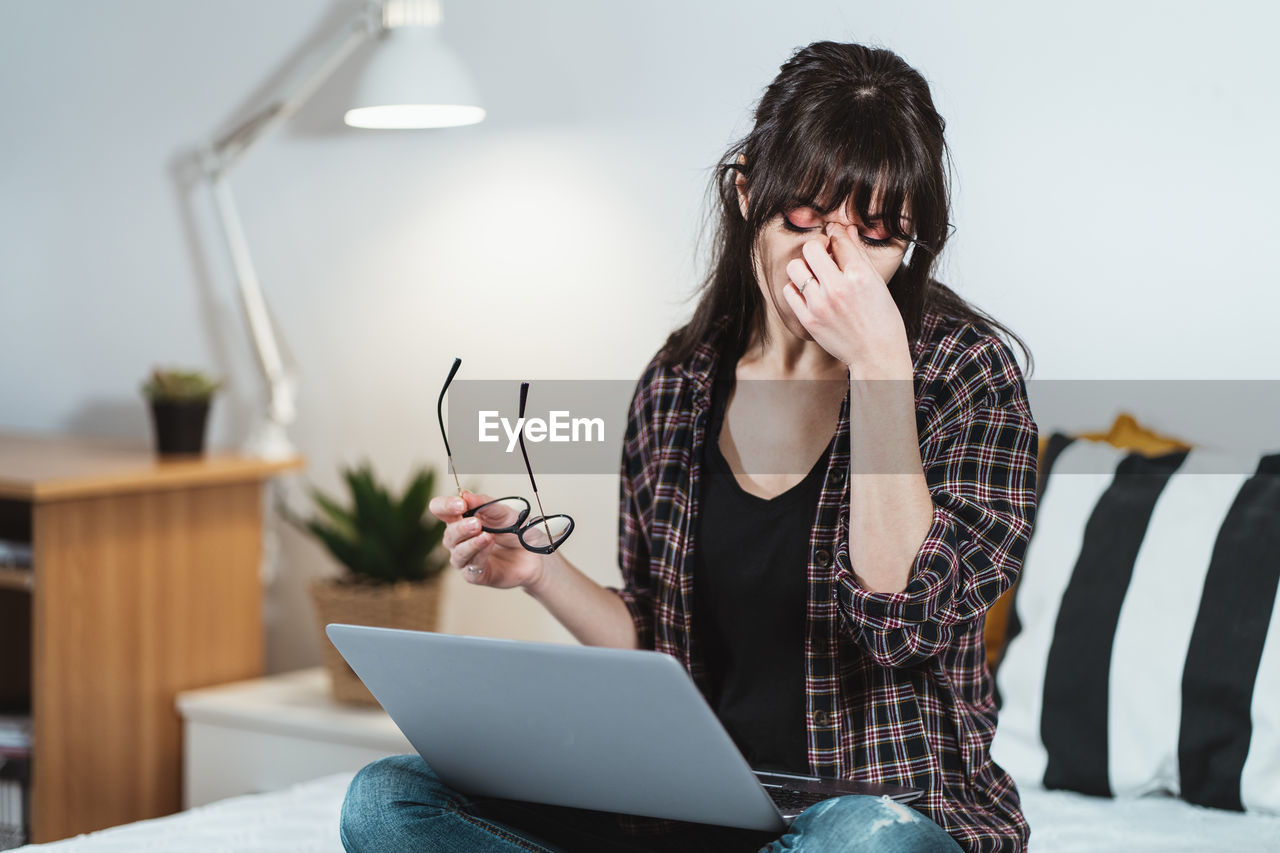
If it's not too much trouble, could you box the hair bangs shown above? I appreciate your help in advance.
[750,108,922,243]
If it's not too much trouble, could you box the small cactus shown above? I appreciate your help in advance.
[141,367,222,402]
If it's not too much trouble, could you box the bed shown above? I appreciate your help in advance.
[15,770,1280,852]
[15,415,1280,852]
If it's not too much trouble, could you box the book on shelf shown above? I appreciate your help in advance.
[0,542,31,569]
[0,716,29,758]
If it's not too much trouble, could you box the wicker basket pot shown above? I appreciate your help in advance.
[310,575,444,705]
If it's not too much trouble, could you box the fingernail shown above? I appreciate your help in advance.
[450,498,465,512]
[467,517,480,531]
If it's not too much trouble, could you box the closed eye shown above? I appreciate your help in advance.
[782,207,825,230]
[781,209,896,249]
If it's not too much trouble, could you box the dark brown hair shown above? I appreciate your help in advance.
[660,41,1032,374]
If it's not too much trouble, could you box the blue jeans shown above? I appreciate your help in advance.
[340,754,963,852]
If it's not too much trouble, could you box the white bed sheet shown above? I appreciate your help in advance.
[1018,784,1280,852]
[15,772,1280,852]
[16,773,351,852]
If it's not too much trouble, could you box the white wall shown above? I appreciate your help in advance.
[3,0,1277,672]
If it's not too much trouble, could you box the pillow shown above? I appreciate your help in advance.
[983,413,1191,666]
[991,425,1280,815]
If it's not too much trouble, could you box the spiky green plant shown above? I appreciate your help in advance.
[289,462,448,584]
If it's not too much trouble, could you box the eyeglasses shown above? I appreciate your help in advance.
[436,358,575,555]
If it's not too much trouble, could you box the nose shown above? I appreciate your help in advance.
[823,217,855,233]
[796,232,831,258]
[814,220,848,249]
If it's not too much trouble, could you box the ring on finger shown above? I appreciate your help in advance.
[464,564,484,576]
[798,274,818,294]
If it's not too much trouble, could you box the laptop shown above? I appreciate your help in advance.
[325,623,920,832]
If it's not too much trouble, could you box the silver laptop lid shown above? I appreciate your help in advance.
[325,623,788,832]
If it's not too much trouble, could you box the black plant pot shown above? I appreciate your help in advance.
[149,400,211,455]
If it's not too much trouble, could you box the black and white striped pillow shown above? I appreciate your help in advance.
[991,433,1280,813]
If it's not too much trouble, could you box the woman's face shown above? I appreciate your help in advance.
[738,176,911,344]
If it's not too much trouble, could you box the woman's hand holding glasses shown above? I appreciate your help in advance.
[429,489,548,589]
[431,357,575,588]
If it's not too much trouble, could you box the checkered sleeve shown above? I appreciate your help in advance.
[606,371,657,651]
[834,334,1039,669]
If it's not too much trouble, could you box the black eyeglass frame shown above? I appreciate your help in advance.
[436,358,575,555]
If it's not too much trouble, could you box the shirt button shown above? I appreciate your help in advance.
[832,467,847,484]
[815,549,832,567]
[813,709,832,727]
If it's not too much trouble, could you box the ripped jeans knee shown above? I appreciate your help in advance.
[757,794,963,853]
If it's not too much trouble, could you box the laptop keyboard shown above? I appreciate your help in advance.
[763,786,829,813]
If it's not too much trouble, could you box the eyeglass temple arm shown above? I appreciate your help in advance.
[438,357,463,494]
[518,382,555,542]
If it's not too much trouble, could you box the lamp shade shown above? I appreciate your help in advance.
[344,26,485,129]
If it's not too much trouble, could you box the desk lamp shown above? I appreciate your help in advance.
[201,0,484,459]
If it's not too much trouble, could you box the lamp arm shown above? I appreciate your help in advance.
[208,174,294,425]
[200,3,382,457]
[207,7,379,173]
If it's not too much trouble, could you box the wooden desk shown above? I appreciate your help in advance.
[0,432,302,843]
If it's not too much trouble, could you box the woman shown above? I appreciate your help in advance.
[341,41,1037,853]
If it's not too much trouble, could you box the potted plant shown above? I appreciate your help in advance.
[141,367,222,455]
[288,462,449,704]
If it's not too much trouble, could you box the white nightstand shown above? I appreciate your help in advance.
[176,668,412,808]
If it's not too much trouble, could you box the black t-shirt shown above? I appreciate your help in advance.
[691,354,833,775]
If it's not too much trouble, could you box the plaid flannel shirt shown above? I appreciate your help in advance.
[607,309,1037,852]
